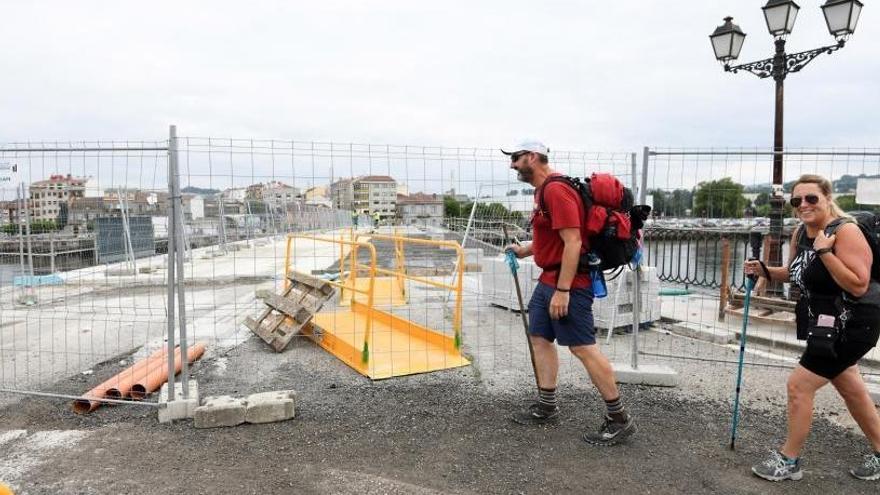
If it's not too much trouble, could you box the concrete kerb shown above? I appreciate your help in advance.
[244,390,296,424]
[194,395,247,429]
[663,314,880,370]
[193,390,297,429]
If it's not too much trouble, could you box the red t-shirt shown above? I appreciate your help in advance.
[531,174,591,289]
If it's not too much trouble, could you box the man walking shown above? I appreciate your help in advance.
[503,140,636,446]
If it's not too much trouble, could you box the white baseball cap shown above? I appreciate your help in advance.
[500,139,550,156]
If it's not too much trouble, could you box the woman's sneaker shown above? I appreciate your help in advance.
[751,450,803,481]
[511,402,559,425]
[582,415,636,446]
[850,453,880,481]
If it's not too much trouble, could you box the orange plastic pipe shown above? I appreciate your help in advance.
[105,348,171,399]
[129,343,206,400]
[72,347,169,414]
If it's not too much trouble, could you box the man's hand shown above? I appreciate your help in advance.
[549,290,570,320]
[505,243,531,259]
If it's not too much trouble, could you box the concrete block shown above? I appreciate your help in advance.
[194,395,247,429]
[245,390,296,424]
[867,382,880,407]
[464,248,483,266]
[158,380,199,424]
[666,320,733,345]
[484,256,539,310]
[613,363,679,388]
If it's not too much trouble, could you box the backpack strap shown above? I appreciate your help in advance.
[536,175,591,274]
[795,223,811,253]
[824,217,855,236]
[536,175,579,218]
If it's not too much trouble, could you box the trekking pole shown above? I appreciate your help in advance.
[730,247,770,450]
[730,230,770,450]
[729,274,756,450]
[503,226,540,389]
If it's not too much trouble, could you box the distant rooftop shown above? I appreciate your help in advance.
[31,174,88,186]
[397,192,442,204]
[357,175,396,183]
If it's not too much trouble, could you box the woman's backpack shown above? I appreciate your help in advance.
[826,214,880,282]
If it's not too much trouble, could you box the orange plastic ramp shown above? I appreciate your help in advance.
[339,277,407,307]
[308,301,469,379]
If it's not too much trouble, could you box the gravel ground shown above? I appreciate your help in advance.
[1,328,879,495]
[2,234,879,494]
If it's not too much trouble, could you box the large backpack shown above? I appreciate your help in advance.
[826,212,880,282]
[537,173,652,272]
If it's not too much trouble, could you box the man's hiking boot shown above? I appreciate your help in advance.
[511,402,559,425]
[850,453,880,481]
[751,450,803,481]
[582,415,636,446]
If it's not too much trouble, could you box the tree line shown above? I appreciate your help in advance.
[652,176,880,219]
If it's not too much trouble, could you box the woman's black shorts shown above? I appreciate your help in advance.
[800,339,876,379]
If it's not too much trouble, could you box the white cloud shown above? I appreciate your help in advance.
[1,1,877,193]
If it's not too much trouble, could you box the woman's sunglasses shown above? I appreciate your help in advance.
[789,194,820,208]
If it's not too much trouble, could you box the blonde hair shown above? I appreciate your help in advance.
[792,174,849,219]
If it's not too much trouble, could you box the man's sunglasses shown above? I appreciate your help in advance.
[510,151,530,163]
[789,194,820,208]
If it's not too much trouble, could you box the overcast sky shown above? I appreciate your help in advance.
[3,0,878,151]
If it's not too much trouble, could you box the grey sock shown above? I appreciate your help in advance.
[605,396,628,423]
[538,387,557,408]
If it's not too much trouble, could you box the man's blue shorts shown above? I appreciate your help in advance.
[528,282,596,346]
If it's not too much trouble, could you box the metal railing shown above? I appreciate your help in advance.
[643,227,791,292]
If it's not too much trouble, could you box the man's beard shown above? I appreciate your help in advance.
[516,166,533,183]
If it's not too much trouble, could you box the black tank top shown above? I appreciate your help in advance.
[791,223,880,344]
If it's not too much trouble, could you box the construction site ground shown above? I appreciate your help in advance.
[2,230,880,494]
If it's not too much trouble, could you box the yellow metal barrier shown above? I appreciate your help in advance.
[367,233,465,346]
[284,232,469,379]
[286,233,376,361]
[338,230,408,307]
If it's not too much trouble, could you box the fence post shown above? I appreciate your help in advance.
[22,183,36,303]
[630,151,642,370]
[50,236,55,274]
[165,126,178,400]
[719,237,730,320]
[170,125,191,398]
[16,183,27,302]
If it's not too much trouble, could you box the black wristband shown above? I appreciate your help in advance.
[555,287,570,293]
[816,247,833,256]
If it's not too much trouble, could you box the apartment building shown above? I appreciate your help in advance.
[330,175,397,219]
[397,192,443,228]
[28,175,88,221]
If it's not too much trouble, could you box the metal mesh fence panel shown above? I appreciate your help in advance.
[0,141,172,405]
[642,147,880,376]
[13,136,878,406]
[174,139,639,387]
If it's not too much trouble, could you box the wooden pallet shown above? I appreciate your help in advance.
[244,272,336,352]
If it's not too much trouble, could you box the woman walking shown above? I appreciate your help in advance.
[744,174,880,482]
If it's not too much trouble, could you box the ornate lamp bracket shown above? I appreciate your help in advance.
[724,40,845,79]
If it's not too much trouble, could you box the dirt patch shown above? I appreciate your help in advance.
[1,341,878,495]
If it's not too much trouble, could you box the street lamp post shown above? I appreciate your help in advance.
[709,0,863,295]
